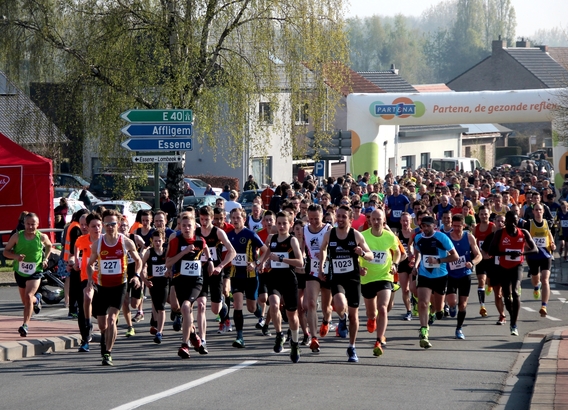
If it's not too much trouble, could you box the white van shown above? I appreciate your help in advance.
[428,157,482,172]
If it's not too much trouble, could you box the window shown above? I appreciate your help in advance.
[251,157,272,186]
[444,150,454,158]
[295,103,309,125]
[401,155,415,170]
[259,102,273,125]
[420,152,430,168]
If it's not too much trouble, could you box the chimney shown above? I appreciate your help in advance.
[516,38,531,48]
[492,36,507,54]
[539,45,549,52]
[390,64,399,75]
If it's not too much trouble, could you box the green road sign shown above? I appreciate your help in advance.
[120,109,193,123]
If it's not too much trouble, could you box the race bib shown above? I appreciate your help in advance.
[270,252,289,268]
[562,220,568,228]
[393,210,402,218]
[422,255,440,269]
[534,237,547,247]
[92,260,99,272]
[310,259,328,275]
[19,261,37,275]
[180,260,202,276]
[448,255,466,270]
[551,211,557,219]
[232,253,248,267]
[201,247,218,262]
[127,253,135,264]
[100,259,122,275]
[332,258,354,274]
[370,251,387,265]
[152,264,167,277]
[478,240,484,248]
[504,249,520,262]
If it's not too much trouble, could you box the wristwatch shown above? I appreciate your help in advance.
[279,255,284,263]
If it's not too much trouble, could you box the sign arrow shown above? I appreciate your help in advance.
[132,155,183,163]
[121,124,193,138]
[121,138,193,151]
[120,109,193,123]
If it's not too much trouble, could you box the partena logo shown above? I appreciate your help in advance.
[0,174,9,192]
[370,97,426,119]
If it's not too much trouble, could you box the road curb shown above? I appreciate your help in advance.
[0,334,82,362]
[530,330,563,410]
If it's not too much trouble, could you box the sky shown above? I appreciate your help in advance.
[346,0,567,37]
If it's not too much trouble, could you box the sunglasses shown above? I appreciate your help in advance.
[104,222,118,227]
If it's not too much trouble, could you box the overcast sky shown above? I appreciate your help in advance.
[346,0,567,37]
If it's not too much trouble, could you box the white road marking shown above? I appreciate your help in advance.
[547,316,562,321]
[111,360,257,410]
[552,290,561,295]
[522,307,536,312]
[559,298,567,303]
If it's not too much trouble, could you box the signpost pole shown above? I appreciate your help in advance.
[154,163,160,211]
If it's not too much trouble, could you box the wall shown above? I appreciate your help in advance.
[398,133,460,170]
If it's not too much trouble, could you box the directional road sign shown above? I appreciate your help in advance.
[120,109,193,123]
[121,124,193,138]
[121,138,193,151]
[132,154,184,164]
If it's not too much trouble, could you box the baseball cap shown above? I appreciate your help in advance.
[364,207,375,214]
[420,216,436,225]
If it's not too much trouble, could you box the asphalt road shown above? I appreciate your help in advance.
[0,273,566,410]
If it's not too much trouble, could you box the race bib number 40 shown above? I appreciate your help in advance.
[101,259,122,275]
[19,261,37,275]
[332,258,354,274]
[181,261,202,276]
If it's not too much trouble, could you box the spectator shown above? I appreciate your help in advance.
[244,174,260,191]
[54,198,69,242]
[204,184,216,195]
[78,185,92,209]
[220,184,231,200]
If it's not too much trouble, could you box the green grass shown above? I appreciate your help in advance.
[0,260,14,272]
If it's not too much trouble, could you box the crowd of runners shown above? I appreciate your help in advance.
[3,165,563,365]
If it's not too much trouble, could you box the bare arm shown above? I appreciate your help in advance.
[2,233,20,260]
[353,230,373,262]
[467,233,482,267]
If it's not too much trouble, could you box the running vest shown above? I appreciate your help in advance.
[360,229,397,284]
[559,211,568,235]
[75,234,99,282]
[496,228,525,268]
[14,231,43,276]
[447,232,472,278]
[398,229,413,272]
[268,235,295,272]
[247,215,263,232]
[328,228,359,275]
[63,221,80,262]
[136,227,154,247]
[527,219,552,259]
[173,235,205,279]
[196,226,222,265]
[96,235,128,287]
[146,247,167,279]
[304,223,330,276]
[474,222,495,249]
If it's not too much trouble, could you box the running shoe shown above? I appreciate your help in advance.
[337,316,348,338]
[215,315,221,322]
[154,332,162,344]
[290,341,301,363]
[33,293,42,314]
[403,311,412,321]
[261,324,271,336]
[485,285,493,296]
[274,332,285,353]
[78,342,89,352]
[232,338,245,348]
[347,346,359,363]
[132,311,144,322]
[373,341,384,357]
[173,314,182,332]
[68,312,78,319]
[150,326,158,335]
[366,318,377,334]
[102,353,113,366]
[217,322,225,334]
[449,305,457,318]
[125,327,135,337]
[533,283,542,300]
[380,337,387,347]
[103,353,113,366]
[329,322,337,332]
[496,315,506,325]
[255,317,266,329]
[224,319,232,332]
[301,333,310,346]
[428,312,435,326]
[419,327,432,349]
[455,328,465,339]
[539,306,548,317]
[510,326,519,336]
[189,331,202,351]
[18,324,28,337]
[309,337,320,353]
[412,303,419,317]
[198,342,208,355]
[178,343,191,358]
[443,304,450,317]
[319,321,329,338]
[479,305,488,317]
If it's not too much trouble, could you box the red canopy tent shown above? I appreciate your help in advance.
[0,132,54,237]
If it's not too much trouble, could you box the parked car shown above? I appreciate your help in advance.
[184,177,222,196]
[54,187,101,209]
[183,195,222,210]
[95,200,152,226]
[54,173,90,188]
[237,189,264,214]
[495,155,531,168]
[90,172,166,204]
[52,198,87,224]
[428,157,482,172]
